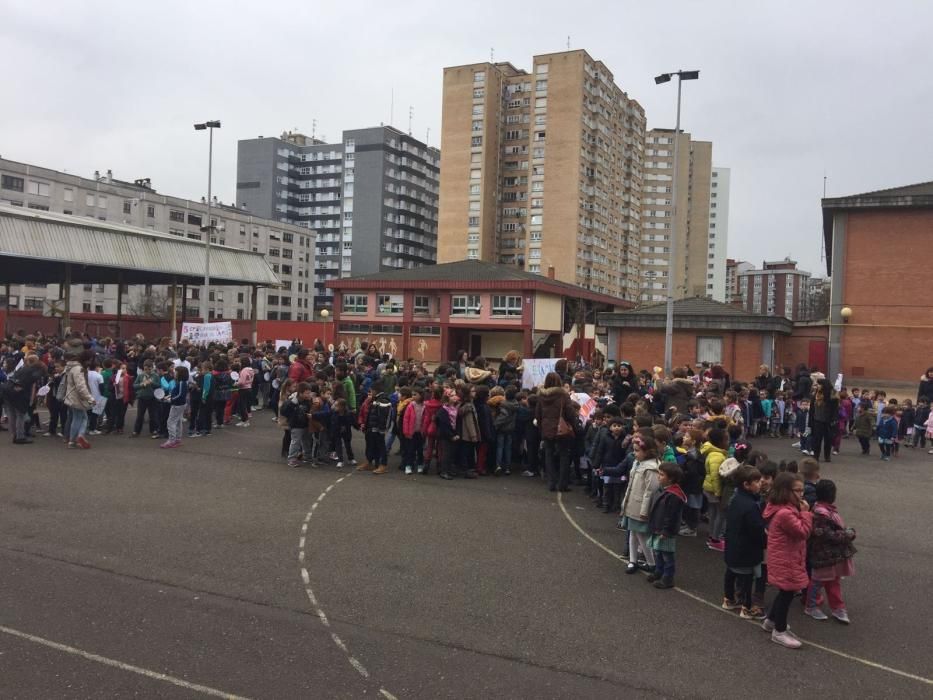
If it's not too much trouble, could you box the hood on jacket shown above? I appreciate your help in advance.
[762,502,797,522]
[664,484,687,502]
[701,442,728,457]
[465,367,492,383]
[538,386,566,397]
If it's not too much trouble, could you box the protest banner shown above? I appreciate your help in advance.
[274,339,293,353]
[571,392,598,424]
[180,321,233,346]
[521,358,559,389]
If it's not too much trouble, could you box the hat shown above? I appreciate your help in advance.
[63,338,84,360]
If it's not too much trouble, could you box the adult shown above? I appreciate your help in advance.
[497,350,522,387]
[62,349,95,449]
[611,362,638,404]
[620,433,661,573]
[535,371,577,492]
[754,365,781,398]
[792,364,812,402]
[809,378,839,463]
[287,348,314,384]
[455,350,469,380]
[464,356,495,388]
[918,367,933,403]
[659,367,695,415]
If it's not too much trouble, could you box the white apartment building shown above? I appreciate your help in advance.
[707,167,730,301]
[0,158,314,321]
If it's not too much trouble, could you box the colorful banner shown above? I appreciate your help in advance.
[571,392,598,424]
[180,321,233,346]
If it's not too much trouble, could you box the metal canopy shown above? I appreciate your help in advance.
[0,205,279,287]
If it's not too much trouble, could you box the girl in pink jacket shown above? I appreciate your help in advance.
[761,472,813,649]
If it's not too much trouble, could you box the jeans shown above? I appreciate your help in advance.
[706,495,726,540]
[495,432,513,469]
[167,404,185,442]
[68,406,88,442]
[48,398,65,435]
[807,577,845,610]
[403,432,425,468]
[5,403,27,440]
[134,397,159,435]
[288,427,312,461]
[366,431,388,466]
[542,438,571,489]
[810,421,833,461]
[654,549,676,579]
[858,436,870,454]
[113,400,128,431]
[457,441,477,474]
[767,588,796,632]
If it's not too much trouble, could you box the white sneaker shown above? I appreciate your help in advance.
[404,466,413,475]
[791,441,801,448]
[761,618,775,632]
[336,461,344,469]
[831,609,850,624]
[350,459,358,465]
[417,466,425,474]
[678,526,697,537]
[804,607,829,621]
[771,630,802,649]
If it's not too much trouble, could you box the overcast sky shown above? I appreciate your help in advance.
[3,0,932,277]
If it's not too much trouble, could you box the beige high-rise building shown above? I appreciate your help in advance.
[437,50,646,300]
[640,129,715,302]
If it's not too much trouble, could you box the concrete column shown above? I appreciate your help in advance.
[250,285,259,346]
[170,277,178,344]
[62,264,71,334]
[826,212,847,376]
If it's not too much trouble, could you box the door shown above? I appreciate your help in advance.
[469,334,482,359]
[808,340,827,373]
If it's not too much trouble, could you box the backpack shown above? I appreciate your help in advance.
[55,371,68,402]
[719,456,741,479]
[215,373,232,401]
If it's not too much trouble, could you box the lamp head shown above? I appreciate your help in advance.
[654,73,672,84]
[840,306,853,322]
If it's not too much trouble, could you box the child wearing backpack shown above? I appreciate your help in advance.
[804,479,856,624]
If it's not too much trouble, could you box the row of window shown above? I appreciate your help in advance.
[341,294,523,317]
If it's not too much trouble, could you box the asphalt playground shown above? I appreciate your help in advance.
[1,412,931,699]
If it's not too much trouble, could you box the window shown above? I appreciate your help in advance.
[342,294,368,313]
[491,295,522,317]
[410,325,440,336]
[24,297,44,310]
[169,210,185,222]
[187,213,201,226]
[467,216,480,227]
[237,292,244,303]
[377,294,403,314]
[280,296,291,306]
[147,205,156,218]
[83,284,92,292]
[281,264,292,275]
[472,120,483,132]
[283,232,294,243]
[472,104,484,115]
[27,181,50,196]
[536,63,549,74]
[267,295,279,305]
[470,169,481,180]
[473,70,485,83]
[269,247,280,257]
[451,294,481,315]
[97,195,107,208]
[95,304,104,314]
[63,188,74,202]
[86,194,96,207]
[414,295,431,314]
[1,175,24,192]
[473,88,485,98]
[697,336,723,364]
[123,200,132,214]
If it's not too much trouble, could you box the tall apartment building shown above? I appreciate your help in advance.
[736,258,811,320]
[437,50,646,300]
[0,158,312,320]
[725,258,754,304]
[640,129,723,302]
[237,126,440,311]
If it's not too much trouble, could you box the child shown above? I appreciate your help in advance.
[161,366,188,449]
[522,394,541,477]
[805,479,856,624]
[646,462,686,589]
[912,398,930,449]
[435,391,460,480]
[877,405,898,461]
[795,399,811,455]
[723,465,767,619]
[752,461,778,608]
[800,458,820,508]
[853,403,873,455]
[899,399,914,448]
[599,418,630,514]
[771,392,785,437]
[676,429,706,536]
[276,377,296,457]
[757,390,772,437]
[401,388,426,475]
[492,386,519,475]
[283,382,313,468]
[762,472,813,649]
[358,382,393,474]
[701,428,730,552]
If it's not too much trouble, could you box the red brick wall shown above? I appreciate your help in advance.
[841,209,933,382]
[777,325,828,373]
[613,328,771,383]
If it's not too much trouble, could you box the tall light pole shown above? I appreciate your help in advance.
[194,120,221,322]
[654,70,699,376]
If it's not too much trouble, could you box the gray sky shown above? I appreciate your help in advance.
[3,0,932,278]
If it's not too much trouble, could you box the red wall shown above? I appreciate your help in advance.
[0,309,329,347]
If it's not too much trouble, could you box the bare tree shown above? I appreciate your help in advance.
[127,289,171,319]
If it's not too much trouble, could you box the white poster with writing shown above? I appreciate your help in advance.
[180,321,233,346]
[521,358,559,389]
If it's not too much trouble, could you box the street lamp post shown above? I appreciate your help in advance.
[320,308,330,350]
[654,70,699,376]
[194,120,221,322]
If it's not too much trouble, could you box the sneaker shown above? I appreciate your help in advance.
[150,433,161,439]
[722,597,741,611]
[831,609,851,624]
[336,461,344,469]
[521,470,535,477]
[42,431,53,437]
[832,450,839,455]
[417,466,425,474]
[791,441,801,448]
[66,442,77,449]
[404,466,413,475]
[89,430,102,436]
[356,463,374,471]
[625,562,639,574]
[287,459,300,468]
[166,440,181,448]
[771,630,802,649]
[646,572,661,583]
[678,526,697,537]
[504,468,511,475]
[350,459,358,466]
[372,465,388,475]
[236,421,250,427]
[159,441,172,449]
[76,436,91,449]
[761,618,775,632]
[740,606,767,620]
[329,452,338,461]
[706,538,725,552]
[804,607,829,620]
[494,466,502,476]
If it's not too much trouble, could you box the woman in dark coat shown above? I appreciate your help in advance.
[611,362,639,404]
[917,367,933,403]
[809,378,840,463]
[534,372,577,492]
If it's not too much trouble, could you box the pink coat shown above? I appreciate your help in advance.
[763,503,813,591]
[402,401,426,439]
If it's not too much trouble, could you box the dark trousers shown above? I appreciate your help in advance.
[403,432,425,468]
[725,568,754,608]
[365,431,388,466]
[810,421,833,461]
[113,401,128,431]
[683,504,701,530]
[47,398,64,434]
[858,436,871,454]
[438,437,454,476]
[543,438,571,490]
[237,391,251,422]
[525,431,541,474]
[912,429,927,448]
[197,401,213,433]
[134,397,159,435]
[213,400,226,427]
[767,588,796,633]
[654,550,676,578]
[188,399,201,431]
[457,441,477,474]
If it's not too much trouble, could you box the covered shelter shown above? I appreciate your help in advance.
[0,205,279,342]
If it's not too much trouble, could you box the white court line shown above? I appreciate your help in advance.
[0,624,251,699]
[556,494,933,687]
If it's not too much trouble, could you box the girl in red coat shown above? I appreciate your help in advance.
[761,472,813,649]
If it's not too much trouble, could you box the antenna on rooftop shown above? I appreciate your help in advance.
[408,105,413,136]
[567,35,571,50]
[490,47,494,62]
[311,119,317,140]
[426,127,430,146]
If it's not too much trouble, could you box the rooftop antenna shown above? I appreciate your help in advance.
[490,47,494,62]
[426,126,430,146]
[408,105,413,136]
[567,35,571,50]
[311,119,317,140]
